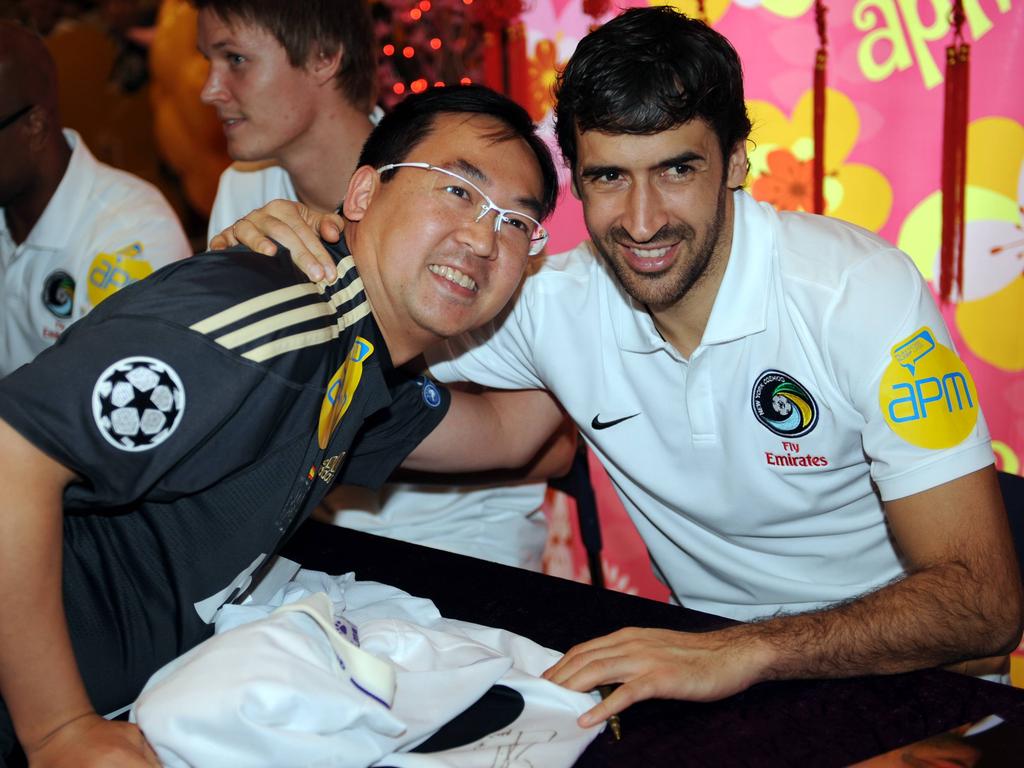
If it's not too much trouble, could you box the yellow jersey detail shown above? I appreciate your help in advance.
[317,337,374,449]
[87,242,154,307]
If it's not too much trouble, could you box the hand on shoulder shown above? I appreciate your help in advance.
[209,199,345,282]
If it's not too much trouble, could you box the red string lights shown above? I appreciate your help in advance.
[375,0,490,107]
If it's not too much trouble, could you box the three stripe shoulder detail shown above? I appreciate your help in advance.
[190,258,370,363]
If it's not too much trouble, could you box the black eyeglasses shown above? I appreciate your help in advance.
[0,104,33,131]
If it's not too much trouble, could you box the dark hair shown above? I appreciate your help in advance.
[358,85,559,221]
[193,0,377,111]
[554,6,752,172]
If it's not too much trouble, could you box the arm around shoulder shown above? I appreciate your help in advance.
[403,388,567,474]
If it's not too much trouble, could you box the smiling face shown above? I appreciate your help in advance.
[345,113,545,361]
[197,9,327,163]
[574,119,748,312]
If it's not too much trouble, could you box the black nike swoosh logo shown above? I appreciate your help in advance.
[591,413,641,430]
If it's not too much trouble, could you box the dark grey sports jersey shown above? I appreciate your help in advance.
[0,237,449,727]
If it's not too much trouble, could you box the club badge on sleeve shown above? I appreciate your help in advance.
[879,326,979,449]
[92,357,185,451]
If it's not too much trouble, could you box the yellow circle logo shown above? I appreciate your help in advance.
[87,242,155,307]
[879,327,979,450]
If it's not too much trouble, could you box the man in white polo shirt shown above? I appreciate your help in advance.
[215,6,1022,726]
[0,21,190,377]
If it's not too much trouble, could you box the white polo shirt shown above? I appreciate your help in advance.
[206,117,549,570]
[430,190,994,622]
[327,481,549,571]
[207,162,298,242]
[0,130,190,377]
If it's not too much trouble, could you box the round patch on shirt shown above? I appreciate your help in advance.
[41,270,75,318]
[879,326,978,449]
[86,242,154,308]
[419,378,443,409]
[751,370,818,438]
[92,357,185,452]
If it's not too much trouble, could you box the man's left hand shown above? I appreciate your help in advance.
[542,626,770,726]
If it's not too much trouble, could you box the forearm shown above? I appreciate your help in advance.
[739,557,1022,684]
[403,388,566,473]
[0,422,90,751]
[394,415,577,486]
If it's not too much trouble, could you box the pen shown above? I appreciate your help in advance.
[597,685,622,741]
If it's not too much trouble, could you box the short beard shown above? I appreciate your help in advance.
[592,181,729,311]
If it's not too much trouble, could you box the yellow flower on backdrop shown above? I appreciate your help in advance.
[747,87,893,232]
[897,117,1024,372]
[656,0,813,24]
[656,0,732,25]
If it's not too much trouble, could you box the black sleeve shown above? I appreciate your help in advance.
[335,374,451,489]
[0,313,298,506]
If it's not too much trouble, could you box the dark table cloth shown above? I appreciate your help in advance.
[282,520,1024,767]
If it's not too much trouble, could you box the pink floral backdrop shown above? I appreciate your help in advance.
[532,2,1024,622]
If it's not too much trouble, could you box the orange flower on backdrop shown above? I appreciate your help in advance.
[747,87,893,232]
[526,38,560,122]
[898,117,1024,373]
[752,150,815,212]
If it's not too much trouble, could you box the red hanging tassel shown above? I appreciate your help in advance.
[482,29,504,93]
[582,0,611,20]
[812,0,828,215]
[940,1,970,303]
[475,0,526,97]
[506,23,530,110]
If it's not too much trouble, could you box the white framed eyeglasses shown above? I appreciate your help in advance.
[376,162,549,257]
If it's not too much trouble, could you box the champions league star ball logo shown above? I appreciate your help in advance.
[92,357,185,451]
[751,369,818,438]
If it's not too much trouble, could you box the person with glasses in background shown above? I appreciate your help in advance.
[0,84,560,768]
[198,0,572,572]
[0,21,190,378]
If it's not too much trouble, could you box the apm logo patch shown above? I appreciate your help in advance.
[87,242,155,308]
[318,337,374,448]
[751,370,818,438]
[880,327,978,449]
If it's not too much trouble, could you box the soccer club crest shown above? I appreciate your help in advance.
[318,337,374,448]
[41,270,75,318]
[92,357,185,451]
[751,370,818,438]
[417,376,443,408]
